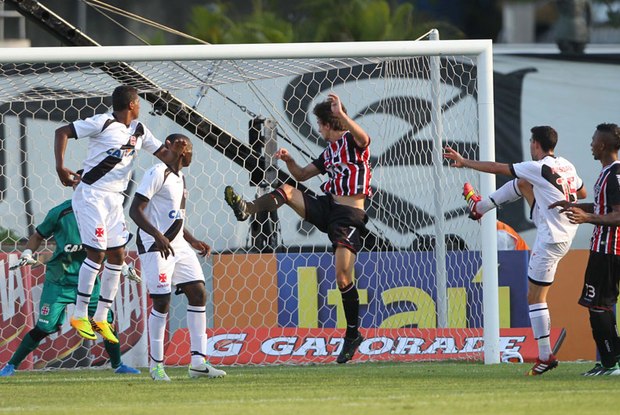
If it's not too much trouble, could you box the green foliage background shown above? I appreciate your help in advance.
[184,0,465,44]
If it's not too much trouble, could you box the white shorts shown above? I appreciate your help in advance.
[527,239,571,285]
[140,242,205,296]
[72,184,130,251]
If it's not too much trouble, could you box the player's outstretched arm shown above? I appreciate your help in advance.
[549,200,594,213]
[564,204,620,225]
[54,125,79,187]
[444,146,513,176]
[275,148,320,182]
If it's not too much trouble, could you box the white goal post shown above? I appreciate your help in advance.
[0,38,499,368]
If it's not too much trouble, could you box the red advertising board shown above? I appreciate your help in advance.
[165,327,565,365]
[1,252,146,369]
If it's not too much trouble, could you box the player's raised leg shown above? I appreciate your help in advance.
[224,185,291,222]
[462,179,524,221]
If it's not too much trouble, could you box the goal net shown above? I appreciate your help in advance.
[0,39,499,369]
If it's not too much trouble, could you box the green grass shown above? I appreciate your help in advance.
[1,361,619,415]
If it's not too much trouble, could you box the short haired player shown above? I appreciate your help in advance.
[550,123,620,376]
[54,85,184,344]
[0,175,140,377]
[444,125,586,375]
[129,134,226,381]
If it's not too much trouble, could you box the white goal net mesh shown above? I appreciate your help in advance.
[0,42,491,369]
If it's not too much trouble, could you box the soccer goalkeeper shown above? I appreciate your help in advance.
[0,187,140,377]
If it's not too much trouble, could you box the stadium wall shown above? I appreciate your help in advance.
[1,250,597,366]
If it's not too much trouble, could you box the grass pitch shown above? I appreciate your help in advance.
[1,361,619,415]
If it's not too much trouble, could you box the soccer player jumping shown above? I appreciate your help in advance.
[224,93,371,364]
[55,85,182,344]
[444,126,586,376]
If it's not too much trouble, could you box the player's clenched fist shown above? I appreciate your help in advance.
[274,148,293,162]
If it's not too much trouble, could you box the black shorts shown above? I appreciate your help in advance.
[302,193,368,254]
[579,251,620,310]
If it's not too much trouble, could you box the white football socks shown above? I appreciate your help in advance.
[187,305,207,367]
[93,261,122,321]
[149,309,168,366]
[529,303,552,361]
[477,179,523,215]
[74,258,101,318]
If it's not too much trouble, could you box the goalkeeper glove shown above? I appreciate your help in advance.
[121,263,141,283]
[9,249,37,270]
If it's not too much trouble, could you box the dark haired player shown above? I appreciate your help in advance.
[224,93,371,364]
[1,187,140,376]
[444,125,586,375]
[54,85,183,343]
[130,134,226,381]
[550,123,620,376]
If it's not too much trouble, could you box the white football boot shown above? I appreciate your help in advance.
[188,361,227,379]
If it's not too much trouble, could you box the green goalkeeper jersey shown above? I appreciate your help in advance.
[35,199,85,286]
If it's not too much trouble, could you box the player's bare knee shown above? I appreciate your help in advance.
[279,184,295,200]
[527,289,546,305]
[336,272,353,289]
[182,281,207,306]
[86,248,106,264]
[105,247,125,265]
[151,295,171,314]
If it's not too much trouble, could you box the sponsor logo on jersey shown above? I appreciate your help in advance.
[106,148,136,159]
[63,244,84,253]
[168,209,185,219]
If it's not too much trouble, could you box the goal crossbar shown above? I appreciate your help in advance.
[0,32,499,364]
[1,40,492,63]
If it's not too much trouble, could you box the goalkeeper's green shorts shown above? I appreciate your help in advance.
[35,279,113,334]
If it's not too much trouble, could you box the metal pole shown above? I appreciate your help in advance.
[429,29,448,328]
[77,0,87,33]
[478,43,500,365]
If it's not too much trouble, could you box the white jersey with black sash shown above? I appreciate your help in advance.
[71,113,163,192]
[134,163,188,254]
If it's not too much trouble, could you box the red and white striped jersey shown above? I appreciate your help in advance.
[590,161,620,254]
[311,131,372,197]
